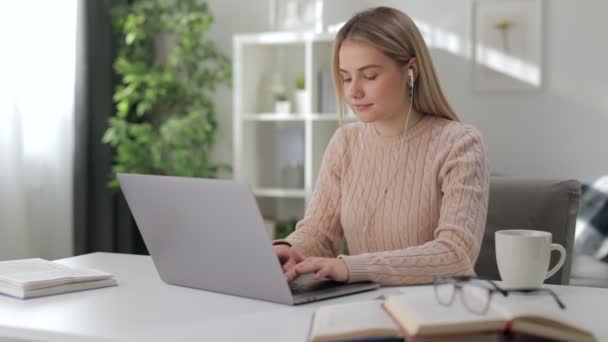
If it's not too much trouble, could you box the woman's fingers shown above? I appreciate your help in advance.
[282,258,296,273]
[314,265,332,280]
[292,249,305,263]
[295,258,324,274]
[285,268,298,282]
[283,251,307,273]
[276,246,306,274]
[285,257,314,281]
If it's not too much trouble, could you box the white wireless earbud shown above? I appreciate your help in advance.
[408,68,414,100]
[408,68,414,86]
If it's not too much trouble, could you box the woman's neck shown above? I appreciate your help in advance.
[373,109,425,137]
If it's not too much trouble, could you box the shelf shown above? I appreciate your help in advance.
[253,188,307,198]
[234,31,342,220]
[242,113,307,121]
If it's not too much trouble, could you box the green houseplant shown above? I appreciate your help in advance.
[102,0,231,188]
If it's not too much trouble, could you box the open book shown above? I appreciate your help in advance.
[382,286,597,342]
[309,300,401,342]
[0,258,118,299]
[308,300,503,342]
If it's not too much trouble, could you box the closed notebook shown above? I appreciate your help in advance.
[382,286,596,342]
[0,258,118,299]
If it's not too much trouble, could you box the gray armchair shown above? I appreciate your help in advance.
[475,177,581,285]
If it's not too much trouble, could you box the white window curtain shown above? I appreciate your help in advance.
[0,1,78,261]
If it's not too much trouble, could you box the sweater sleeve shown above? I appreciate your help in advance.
[339,126,490,285]
[283,128,346,258]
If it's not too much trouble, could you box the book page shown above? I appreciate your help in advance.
[0,258,112,290]
[490,291,596,341]
[310,300,400,342]
[491,291,566,319]
[384,286,506,337]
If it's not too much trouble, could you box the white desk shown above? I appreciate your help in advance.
[1,252,608,342]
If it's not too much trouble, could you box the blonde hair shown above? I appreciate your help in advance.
[332,7,459,122]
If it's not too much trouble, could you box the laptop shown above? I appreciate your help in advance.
[117,173,379,305]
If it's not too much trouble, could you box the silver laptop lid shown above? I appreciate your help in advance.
[117,173,294,305]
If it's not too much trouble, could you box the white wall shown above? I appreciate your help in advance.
[208,0,608,180]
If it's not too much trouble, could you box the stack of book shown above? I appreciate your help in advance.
[0,258,117,299]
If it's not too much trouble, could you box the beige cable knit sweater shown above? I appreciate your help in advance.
[283,114,490,285]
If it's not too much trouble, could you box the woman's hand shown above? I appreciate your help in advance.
[273,244,305,275]
[285,257,349,282]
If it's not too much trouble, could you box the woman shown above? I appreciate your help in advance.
[273,6,489,286]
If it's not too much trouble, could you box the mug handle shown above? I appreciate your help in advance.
[545,243,567,279]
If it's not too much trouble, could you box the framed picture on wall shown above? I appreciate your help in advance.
[470,0,543,92]
[269,0,323,33]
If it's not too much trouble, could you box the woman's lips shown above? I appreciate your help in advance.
[354,104,372,111]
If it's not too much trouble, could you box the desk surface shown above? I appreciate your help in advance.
[1,253,608,342]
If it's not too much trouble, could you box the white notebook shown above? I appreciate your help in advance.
[0,258,118,299]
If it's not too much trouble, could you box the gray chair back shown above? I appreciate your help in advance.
[475,177,581,284]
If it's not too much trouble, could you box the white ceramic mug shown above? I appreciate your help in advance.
[495,230,566,289]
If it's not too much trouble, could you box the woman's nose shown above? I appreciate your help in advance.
[347,79,363,99]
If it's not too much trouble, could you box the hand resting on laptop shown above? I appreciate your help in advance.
[274,244,305,274]
[274,244,349,282]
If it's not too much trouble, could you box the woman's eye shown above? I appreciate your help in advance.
[343,78,352,83]
[364,75,377,81]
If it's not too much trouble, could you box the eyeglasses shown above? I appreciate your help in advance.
[432,276,566,315]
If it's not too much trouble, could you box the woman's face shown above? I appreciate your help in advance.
[338,39,410,124]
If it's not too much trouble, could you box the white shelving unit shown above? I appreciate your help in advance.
[233,31,356,220]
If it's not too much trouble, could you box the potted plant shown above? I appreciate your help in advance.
[102,0,232,188]
[293,74,308,114]
[274,93,291,113]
